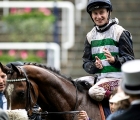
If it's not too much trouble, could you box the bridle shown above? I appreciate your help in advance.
[7,66,80,120]
[6,67,35,115]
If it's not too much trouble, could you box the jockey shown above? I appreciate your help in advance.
[83,0,134,102]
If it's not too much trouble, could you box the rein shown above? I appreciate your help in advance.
[32,110,80,115]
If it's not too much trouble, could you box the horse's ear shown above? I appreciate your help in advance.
[0,62,9,74]
[11,64,20,75]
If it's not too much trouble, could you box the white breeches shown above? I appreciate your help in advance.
[88,78,121,101]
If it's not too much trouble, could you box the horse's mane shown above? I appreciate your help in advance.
[24,62,72,80]
[23,62,91,92]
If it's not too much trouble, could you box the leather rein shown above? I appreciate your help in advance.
[8,66,80,119]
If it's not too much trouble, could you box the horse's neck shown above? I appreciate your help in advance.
[32,71,77,111]
[27,67,102,120]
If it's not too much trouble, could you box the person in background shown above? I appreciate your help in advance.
[112,60,140,120]
[0,67,9,120]
[109,88,117,113]
[77,110,89,120]
[83,0,134,103]
[0,67,7,110]
[106,86,130,120]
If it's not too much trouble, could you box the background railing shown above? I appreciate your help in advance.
[0,1,75,65]
[0,42,60,70]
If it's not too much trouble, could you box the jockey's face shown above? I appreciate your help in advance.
[91,8,109,26]
[0,68,7,92]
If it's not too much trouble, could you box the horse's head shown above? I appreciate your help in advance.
[0,63,38,115]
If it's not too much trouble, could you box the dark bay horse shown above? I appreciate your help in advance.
[0,62,102,120]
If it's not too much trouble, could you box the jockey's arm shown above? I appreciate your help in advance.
[82,38,99,74]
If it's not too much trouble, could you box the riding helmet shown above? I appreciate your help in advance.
[87,0,112,14]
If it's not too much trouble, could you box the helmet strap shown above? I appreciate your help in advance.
[108,10,111,20]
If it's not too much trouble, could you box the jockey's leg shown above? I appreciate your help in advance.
[88,78,121,101]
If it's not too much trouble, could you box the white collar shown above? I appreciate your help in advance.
[95,18,119,32]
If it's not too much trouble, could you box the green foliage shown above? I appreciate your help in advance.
[0,50,45,65]
[21,55,44,63]
[0,54,16,64]
[2,11,55,42]
[0,55,44,65]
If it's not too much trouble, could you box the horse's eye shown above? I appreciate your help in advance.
[18,91,25,98]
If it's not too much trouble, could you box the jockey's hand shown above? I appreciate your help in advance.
[78,110,89,120]
[95,56,103,69]
[103,48,115,63]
